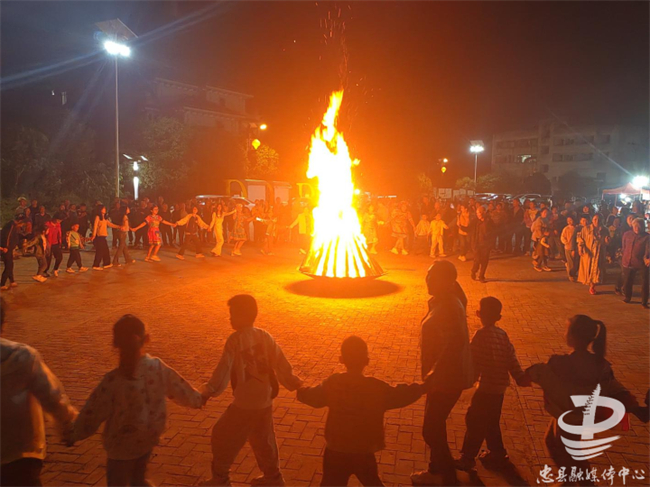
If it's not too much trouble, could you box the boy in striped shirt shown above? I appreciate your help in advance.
[455,297,531,472]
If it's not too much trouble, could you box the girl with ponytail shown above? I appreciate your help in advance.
[69,315,204,486]
[526,315,648,478]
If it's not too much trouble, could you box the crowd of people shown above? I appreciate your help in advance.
[2,193,649,305]
[1,260,649,487]
[358,195,650,304]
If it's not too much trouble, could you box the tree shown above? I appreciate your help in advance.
[476,171,521,193]
[523,172,552,194]
[417,172,433,194]
[455,177,475,191]
[247,144,279,179]
[0,124,49,197]
[136,116,194,197]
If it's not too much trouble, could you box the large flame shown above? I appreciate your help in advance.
[299,91,383,279]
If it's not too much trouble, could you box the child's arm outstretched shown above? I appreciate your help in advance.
[296,382,328,408]
[159,358,203,409]
[268,335,303,391]
[202,338,236,401]
[70,376,113,445]
[383,380,426,410]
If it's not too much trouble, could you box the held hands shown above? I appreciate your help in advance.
[516,373,533,387]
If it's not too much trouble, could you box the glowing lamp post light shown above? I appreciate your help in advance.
[470,141,485,186]
[632,175,649,189]
[124,154,148,200]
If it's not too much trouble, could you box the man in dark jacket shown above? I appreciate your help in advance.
[412,261,473,487]
[619,218,649,308]
[471,206,494,282]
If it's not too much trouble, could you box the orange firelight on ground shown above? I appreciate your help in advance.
[299,91,383,279]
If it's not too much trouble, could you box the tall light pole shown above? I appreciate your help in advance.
[470,140,485,187]
[104,40,131,198]
[123,154,148,200]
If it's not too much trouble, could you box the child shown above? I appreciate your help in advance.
[66,223,88,273]
[429,213,449,258]
[560,216,578,282]
[131,205,176,262]
[175,206,209,260]
[112,207,135,266]
[201,295,302,487]
[24,226,49,282]
[0,298,78,486]
[259,207,278,256]
[69,315,203,486]
[289,206,312,255]
[297,336,430,487]
[414,214,431,255]
[455,297,530,472]
[526,315,648,475]
[45,213,64,277]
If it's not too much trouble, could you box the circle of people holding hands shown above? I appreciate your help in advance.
[2,260,649,487]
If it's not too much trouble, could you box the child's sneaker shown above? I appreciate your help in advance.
[92,266,103,271]
[542,266,552,272]
[176,254,185,260]
[151,255,161,261]
[10,282,18,288]
[250,473,285,487]
[66,268,75,274]
[196,254,205,258]
[454,455,476,472]
[439,253,447,257]
[104,264,113,269]
[53,270,59,277]
[80,267,89,272]
[0,285,9,291]
[390,248,399,254]
[401,249,409,255]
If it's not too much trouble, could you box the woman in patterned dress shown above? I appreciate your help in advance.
[390,201,415,255]
[577,214,609,295]
[131,205,175,262]
[362,205,379,254]
[231,204,254,256]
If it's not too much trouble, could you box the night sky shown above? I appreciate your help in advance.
[2,1,648,193]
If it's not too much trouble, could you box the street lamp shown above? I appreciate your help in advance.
[632,175,649,190]
[123,154,148,200]
[259,123,268,131]
[469,140,485,186]
[104,41,131,198]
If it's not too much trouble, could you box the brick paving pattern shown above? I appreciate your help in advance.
[2,245,649,486]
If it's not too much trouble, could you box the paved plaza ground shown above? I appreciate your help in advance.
[2,243,649,486]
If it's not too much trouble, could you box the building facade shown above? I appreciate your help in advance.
[145,78,258,136]
[491,120,648,192]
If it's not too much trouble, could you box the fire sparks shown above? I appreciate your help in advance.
[299,91,383,279]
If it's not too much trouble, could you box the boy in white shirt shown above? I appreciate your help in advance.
[414,214,431,255]
[429,213,449,258]
[202,295,302,487]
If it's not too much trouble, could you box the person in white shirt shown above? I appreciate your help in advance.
[1,298,78,486]
[69,315,203,486]
[202,295,302,487]
[429,213,449,258]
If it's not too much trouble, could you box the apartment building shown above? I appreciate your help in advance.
[491,120,648,191]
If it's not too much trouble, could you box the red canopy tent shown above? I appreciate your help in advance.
[602,182,650,197]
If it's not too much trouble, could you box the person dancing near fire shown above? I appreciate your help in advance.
[130,205,176,262]
[231,204,254,257]
[208,201,236,257]
[390,201,415,255]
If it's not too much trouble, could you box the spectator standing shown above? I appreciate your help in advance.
[1,216,28,290]
[560,216,579,282]
[471,206,494,283]
[617,218,649,308]
[45,214,64,277]
[577,214,608,295]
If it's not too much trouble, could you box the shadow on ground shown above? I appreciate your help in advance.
[285,278,402,298]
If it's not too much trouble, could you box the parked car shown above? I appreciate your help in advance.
[475,193,499,203]
[195,194,255,209]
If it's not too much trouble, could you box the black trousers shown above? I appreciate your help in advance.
[67,249,83,269]
[92,236,111,267]
[422,390,463,478]
[622,266,649,305]
[321,449,383,487]
[461,390,506,460]
[513,227,525,254]
[1,251,14,286]
[471,247,490,279]
[46,244,63,272]
[178,233,202,256]
[0,458,43,486]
